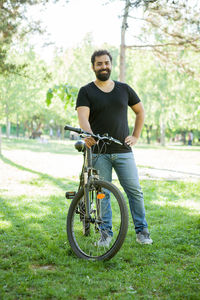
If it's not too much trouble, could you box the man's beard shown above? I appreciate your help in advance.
[95,69,111,81]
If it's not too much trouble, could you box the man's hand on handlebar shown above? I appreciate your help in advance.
[84,136,97,148]
[64,125,122,147]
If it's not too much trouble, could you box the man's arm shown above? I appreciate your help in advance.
[77,106,96,147]
[77,106,92,133]
[125,102,145,147]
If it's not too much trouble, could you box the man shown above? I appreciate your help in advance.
[188,131,193,146]
[76,49,153,246]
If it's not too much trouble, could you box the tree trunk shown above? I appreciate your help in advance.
[61,126,64,140]
[0,125,2,155]
[5,103,10,138]
[160,115,165,146]
[16,114,19,138]
[145,124,152,144]
[119,0,130,82]
[6,120,10,138]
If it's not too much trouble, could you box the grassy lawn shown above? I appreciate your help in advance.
[0,138,200,299]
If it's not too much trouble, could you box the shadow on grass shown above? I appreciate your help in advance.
[0,154,79,265]
[1,179,199,258]
[0,194,73,262]
[1,154,77,191]
[1,175,200,298]
[0,154,78,256]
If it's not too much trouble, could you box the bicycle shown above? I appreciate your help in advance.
[64,125,129,261]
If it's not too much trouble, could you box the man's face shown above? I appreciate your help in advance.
[92,55,112,81]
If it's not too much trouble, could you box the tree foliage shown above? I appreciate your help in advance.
[0,0,62,75]
[117,0,200,144]
[46,84,78,109]
[1,1,199,145]
[0,45,53,137]
[122,0,200,77]
[126,48,200,144]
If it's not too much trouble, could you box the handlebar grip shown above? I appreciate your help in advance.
[64,125,83,134]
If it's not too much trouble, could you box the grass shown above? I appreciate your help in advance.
[0,138,200,299]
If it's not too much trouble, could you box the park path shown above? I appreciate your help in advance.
[1,146,200,183]
[133,147,200,181]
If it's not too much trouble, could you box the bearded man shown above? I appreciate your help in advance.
[76,50,153,247]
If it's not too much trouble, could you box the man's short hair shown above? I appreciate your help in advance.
[91,50,112,66]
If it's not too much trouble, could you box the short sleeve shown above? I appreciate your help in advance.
[126,84,141,106]
[76,87,90,109]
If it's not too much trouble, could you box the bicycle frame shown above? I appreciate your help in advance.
[81,146,100,221]
[86,147,93,168]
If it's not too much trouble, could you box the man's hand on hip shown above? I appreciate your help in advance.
[125,136,138,147]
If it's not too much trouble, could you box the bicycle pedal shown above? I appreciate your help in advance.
[65,191,76,199]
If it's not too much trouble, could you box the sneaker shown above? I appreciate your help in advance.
[136,230,153,245]
[97,235,112,248]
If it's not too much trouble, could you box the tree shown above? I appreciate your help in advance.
[119,0,158,81]
[120,0,130,82]
[119,0,200,79]
[0,0,63,75]
[0,126,2,155]
[126,48,200,144]
[118,0,200,145]
[0,44,53,151]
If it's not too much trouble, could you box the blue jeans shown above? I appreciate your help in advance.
[92,152,148,235]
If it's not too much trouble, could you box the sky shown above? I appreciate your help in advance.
[28,0,125,61]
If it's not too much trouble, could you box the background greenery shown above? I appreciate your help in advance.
[0,1,200,146]
[1,40,200,144]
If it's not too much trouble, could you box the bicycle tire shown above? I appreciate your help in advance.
[67,180,128,261]
[78,196,90,236]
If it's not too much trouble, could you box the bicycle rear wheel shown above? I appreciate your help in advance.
[67,180,128,261]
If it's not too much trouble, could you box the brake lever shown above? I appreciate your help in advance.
[123,142,131,149]
[80,133,92,138]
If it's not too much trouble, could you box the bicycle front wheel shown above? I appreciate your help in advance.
[67,180,128,261]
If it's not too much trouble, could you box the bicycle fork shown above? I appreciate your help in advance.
[83,177,103,232]
[83,168,91,220]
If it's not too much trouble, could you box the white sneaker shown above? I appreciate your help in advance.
[97,235,112,247]
[136,231,153,245]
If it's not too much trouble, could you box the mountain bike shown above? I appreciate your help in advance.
[64,125,129,261]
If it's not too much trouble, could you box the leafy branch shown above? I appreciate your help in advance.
[46,84,78,109]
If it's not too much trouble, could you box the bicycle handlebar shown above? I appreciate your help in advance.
[64,124,123,145]
[64,125,83,134]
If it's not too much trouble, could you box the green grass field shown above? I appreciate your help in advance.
[0,138,200,299]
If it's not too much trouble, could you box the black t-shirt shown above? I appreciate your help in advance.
[76,80,141,153]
